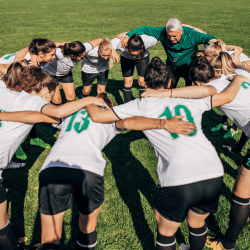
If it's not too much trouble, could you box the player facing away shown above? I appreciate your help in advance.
[85,57,248,250]
[0,67,110,250]
[36,93,195,250]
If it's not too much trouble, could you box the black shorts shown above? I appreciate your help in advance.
[121,55,149,77]
[39,167,104,215]
[52,72,74,85]
[154,176,223,223]
[168,63,192,88]
[81,70,109,86]
[0,179,7,204]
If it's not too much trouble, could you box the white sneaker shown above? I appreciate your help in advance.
[6,161,25,169]
[180,243,190,250]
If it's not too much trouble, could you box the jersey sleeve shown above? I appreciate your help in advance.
[112,99,141,119]
[55,48,64,60]
[140,35,158,49]
[83,42,94,53]
[187,27,215,44]
[191,97,212,111]
[111,37,121,51]
[127,26,164,40]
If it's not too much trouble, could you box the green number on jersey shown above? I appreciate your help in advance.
[159,105,196,139]
[241,81,250,90]
[3,52,17,60]
[66,110,90,133]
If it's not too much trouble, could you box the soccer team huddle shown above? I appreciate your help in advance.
[0,18,250,250]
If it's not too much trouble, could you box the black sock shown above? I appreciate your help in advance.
[139,86,146,98]
[38,243,59,250]
[222,115,227,126]
[30,125,38,139]
[189,224,208,250]
[81,92,89,98]
[232,124,238,131]
[221,194,249,249]
[156,231,176,250]
[0,221,18,250]
[235,133,248,150]
[76,230,97,250]
[123,87,132,103]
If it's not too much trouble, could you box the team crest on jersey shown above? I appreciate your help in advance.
[173,57,178,63]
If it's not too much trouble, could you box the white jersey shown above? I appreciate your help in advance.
[81,40,117,74]
[113,97,224,187]
[0,89,49,172]
[112,34,158,60]
[206,76,250,136]
[0,51,31,64]
[0,80,7,90]
[40,109,121,176]
[43,42,93,76]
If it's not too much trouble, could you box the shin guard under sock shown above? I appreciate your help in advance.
[0,221,18,250]
[189,224,208,250]
[139,86,146,98]
[123,87,132,103]
[76,230,97,250]
[156,231,176,250]
[221,194,250,249]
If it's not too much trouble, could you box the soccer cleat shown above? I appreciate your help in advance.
[15,145,27,160]
[30,138,51,148]
[223,128,238,138]
[205,236,234,250]
[211,123,227,131]
[6,161,25,169]
[180,243,190,250]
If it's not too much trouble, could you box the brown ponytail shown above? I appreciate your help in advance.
[29,38,56,55]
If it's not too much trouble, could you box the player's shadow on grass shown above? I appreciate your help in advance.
[74,79,141,105]
[3,124,58,246]
[103,130,185,249]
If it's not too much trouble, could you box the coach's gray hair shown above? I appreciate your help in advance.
[166,18,183,32]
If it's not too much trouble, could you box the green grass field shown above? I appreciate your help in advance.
[1,0,250,249]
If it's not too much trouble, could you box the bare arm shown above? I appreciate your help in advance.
[0,64,9,75]
[0,111,60,124]
[109,49,120,67]
[225,45,243,53]
[88,38,103,49]
[13,47,29,62]
[211,75,249,107]
[86,104,119,123]
[141,85,217,99]
[41,97,110,118]
[116,116,196,135]
[120,35,129,48]
[115,32,128,39]
[182,24,207,34]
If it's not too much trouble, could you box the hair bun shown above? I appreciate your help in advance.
[151,57,163,68]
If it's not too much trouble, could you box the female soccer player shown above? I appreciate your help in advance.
[81,38,120,98]
[35,92,195,250]
[0,66,109,250]
[43,39,102,104]
[85,57,246,250]
[0,37,57,74]
[112,32,158,102]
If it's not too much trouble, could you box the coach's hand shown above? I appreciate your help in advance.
[162,116,196,135]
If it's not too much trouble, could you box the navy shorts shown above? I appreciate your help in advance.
[81,70,109,86]
[52,71,74,85]
[39,167,104,215]
[154,176,223,223]
[121,55,149,77]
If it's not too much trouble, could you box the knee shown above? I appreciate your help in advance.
[65,93,76,102]
[124,78,133,88]
[52,95,62,105]
[82,86,91,95]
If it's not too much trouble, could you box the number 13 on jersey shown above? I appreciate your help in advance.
[159,105,197,139]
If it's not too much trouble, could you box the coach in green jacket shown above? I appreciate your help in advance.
[123,18,215,87]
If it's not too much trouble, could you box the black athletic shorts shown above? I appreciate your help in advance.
[39,167,104,215]
[242,148,250,170]
[52,71,74,85]
[81,70,109,86]
[121,55,149,77]
[154,176,223,223]
[0,179,7,204]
